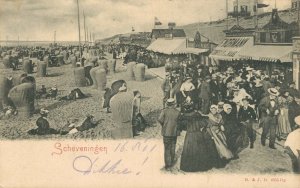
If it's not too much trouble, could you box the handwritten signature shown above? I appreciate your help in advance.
[73,155,148,175]
[68,139,157,175]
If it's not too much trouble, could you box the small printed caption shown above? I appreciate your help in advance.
[244,177,287,183]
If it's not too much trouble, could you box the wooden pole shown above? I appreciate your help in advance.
[226,0,229,30]
[76,0,82,60]
[298,0,300,35]
[54,30,56,44]
[254,0,258,28]
[87,27,89,46]
[83,10,86,44]
[90,31,92,44]
[237,0,239,26]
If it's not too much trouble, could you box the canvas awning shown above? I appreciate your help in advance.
[209,37,254,61]
[147,38,208,55]
[239,45,292,63]
[174,47,209,55]
[147,38,186,55]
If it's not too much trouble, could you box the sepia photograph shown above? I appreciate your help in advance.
[0,0,300,187]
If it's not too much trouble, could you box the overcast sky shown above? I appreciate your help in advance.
[0,0,291,41]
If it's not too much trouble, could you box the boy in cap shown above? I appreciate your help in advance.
[158,98,181,170]
[238,97,257,149]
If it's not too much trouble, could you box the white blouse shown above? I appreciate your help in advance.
[180,82,195,92]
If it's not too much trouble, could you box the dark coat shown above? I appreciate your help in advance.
[161,78,171,92]
[258,96,279,125]
[288,101,300,129]
[179,112,219,172]
[158,107,181,137]
[210,80,220,96]
[103,88,112,108]
[199,81,211,100]
[262,80,273,93]
[258,96,279,118]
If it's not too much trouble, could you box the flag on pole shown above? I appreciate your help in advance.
[154,17,162,25]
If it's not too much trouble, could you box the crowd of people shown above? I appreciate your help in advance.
[1,43,299,173]
[159,62,300,172]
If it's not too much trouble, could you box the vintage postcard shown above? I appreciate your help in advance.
[0,0,300,187]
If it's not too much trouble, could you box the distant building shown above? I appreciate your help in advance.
[228,0,264,18]
[255,9,298,44]
[210,9,296,87]
[291,0,300,10]
[150,29,186,40]
[150,22,186,40]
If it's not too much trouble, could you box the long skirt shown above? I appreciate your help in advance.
[277,108,292,139]
[180,131,214,172]
[208,126,233,160]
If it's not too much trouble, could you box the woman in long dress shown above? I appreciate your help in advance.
[179,103,221,172]
[277,92,292,140]
[221,104,241,159]
[207,105,234,161]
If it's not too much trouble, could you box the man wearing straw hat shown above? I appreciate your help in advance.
[158,98,181,170]
[258,88,280,149]
[245,66,255,82]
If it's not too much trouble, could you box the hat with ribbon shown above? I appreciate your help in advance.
[268,88,279,97]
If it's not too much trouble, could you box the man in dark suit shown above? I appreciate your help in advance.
[287,82,300,99]
[258,88,280,149]
[262,76,273,94]
[200,76,211,114]
[210,74,220,104]
[158,98,181,170]
[238,98,257,149]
